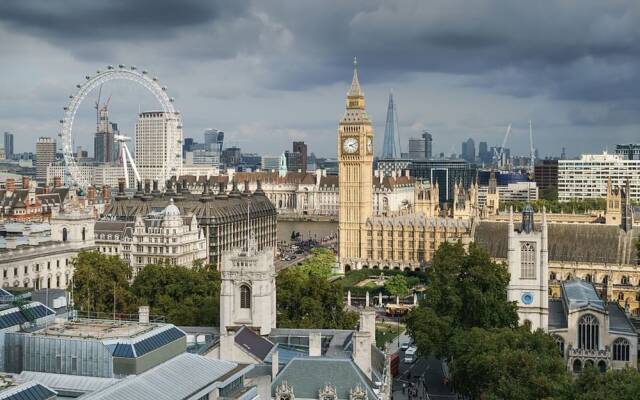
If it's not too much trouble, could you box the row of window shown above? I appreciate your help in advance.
[3,259,66,278]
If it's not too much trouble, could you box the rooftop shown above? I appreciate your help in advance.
[34,319,155,340]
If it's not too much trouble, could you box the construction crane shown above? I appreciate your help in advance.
[493,124,511,168]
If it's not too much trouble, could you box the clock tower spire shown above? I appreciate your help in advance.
[338,58,374,271]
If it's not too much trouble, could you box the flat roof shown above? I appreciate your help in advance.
[33,319,156,340]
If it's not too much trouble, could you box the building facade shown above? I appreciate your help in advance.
[135,111,183,189]
[337,62,473,272]
[615,143,640,160]
[478,181,538,206]
[96,201,207,274]
[534,159,559,191]
[35,137,56,184]
[4,132,13,159]
[0,206,95,290]
[558,153,640,201]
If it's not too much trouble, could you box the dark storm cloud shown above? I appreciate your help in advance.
[0,0,249,39]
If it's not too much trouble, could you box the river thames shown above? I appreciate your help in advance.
[277,220,338,243]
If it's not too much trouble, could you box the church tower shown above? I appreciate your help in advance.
[219,235,277,336]
[338,58,374,270]
[507,205,549,331]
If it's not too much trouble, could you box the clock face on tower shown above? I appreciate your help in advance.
[367,138,372,154]
[521,292,534,305]
[343,137,359,154]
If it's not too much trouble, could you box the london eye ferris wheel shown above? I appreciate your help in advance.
[58,65,180,189]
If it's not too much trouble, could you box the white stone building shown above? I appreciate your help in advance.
[0,206,95,290]
[478,181,538,205]
[505,205,638,371]
[135,111,183,189]
[558,152,640,201]
[95,201,207,273]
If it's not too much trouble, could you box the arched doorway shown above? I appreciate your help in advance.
[62,228,68,242]
[344,265,352,273]
[572,359,582,373]
[598,360,607,373]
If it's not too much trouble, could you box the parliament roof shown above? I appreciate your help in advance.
[474,221,638,265]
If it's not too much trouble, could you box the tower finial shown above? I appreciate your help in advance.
[348,57,362,97]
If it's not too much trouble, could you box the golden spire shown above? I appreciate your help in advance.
[348,56,363,98]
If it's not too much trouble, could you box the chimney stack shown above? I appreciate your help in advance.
[5,178,15,192]
[87,186,97,203]
[352,331,372,379]
[101,185,111,202]
[309,332,322,357]
[138,306,150,324]
[118,178,125,195]
[144,179,151,194]
[271,350,279,379]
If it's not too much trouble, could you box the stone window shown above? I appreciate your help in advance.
[578,314,599,350]
[520,241,536,279]
[554,335,565,355]
[613,338,630,362]
[240,285,251,309]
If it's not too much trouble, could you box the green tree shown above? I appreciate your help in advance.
[72,251,137,315]
[385,274,409,297]
[405,242,518,357]
[297,248,335,279]
[539,187,559,201]
[277,267,357,330]
[563,365,640,400]
[131,262,221,326]
[448,327,569,399]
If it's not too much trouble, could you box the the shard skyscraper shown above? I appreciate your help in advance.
[381,91,401,158]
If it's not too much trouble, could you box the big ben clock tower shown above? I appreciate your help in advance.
[338,58,374,270]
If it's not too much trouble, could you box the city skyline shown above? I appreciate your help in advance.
[2,1,640,159]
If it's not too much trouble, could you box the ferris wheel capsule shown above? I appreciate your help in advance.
[161,86,167,91]
[69,95,73,99]
[169,97,175,102]
[152,77,159,81]
[96,70,101,74]
[59,120,64,124]
[63,107,68,110]
[76,84,82,88]
[118,64,125,69]
[107,65,114,70]
[130,65,137,70]
[85,76,91,80]
[142,70,148,75]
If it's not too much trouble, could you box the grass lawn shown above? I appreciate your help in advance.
[375,322,404,348]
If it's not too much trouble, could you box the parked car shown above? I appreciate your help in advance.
[400,342,410,351]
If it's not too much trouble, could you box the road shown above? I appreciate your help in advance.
[392,341,457,400]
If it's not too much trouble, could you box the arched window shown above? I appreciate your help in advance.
[618,292,625,301]
[554,335,565,356]
[240,285,251,309]
[578,314,599,350]
[520,242,536,279]
[62,228,68,242]
[621,276,629,285]
[566,273,572,281]
[603,275,609,284]
[82,227,86,241]
[550,272,557,281]
[613,338,630,361]
[585,274,592,283]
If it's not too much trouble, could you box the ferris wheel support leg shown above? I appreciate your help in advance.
[122,147,130,189]
[124,144,142,185]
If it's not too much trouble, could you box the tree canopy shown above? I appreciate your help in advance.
[385,274,409,297]
[405,242,518,357]
[277,250,357,330]
[448,327,569,400]
[72,251,137,315]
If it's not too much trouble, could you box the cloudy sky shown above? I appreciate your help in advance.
[1,0,640,158]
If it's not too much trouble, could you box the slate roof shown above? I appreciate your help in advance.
[105,325,186,359]
[234,326,275,361]
[607,302,636,334]
[83,353,249,400]
[0,302,54,330]
[94,221,134,239]
[548,299,567,329]
[562,279,604,311]
[272,358,377,400]
[474,221,638,264]
[0,381,56,400]
[17,371,119,397]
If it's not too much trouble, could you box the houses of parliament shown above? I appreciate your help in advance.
[336,61,640,317]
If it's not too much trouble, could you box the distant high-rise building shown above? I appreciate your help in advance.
[615,144,640,160]
[478,141,491,164]
[560,147,566,160]
[408,137,426,159]
[221,147,242,168]
[381,92,400,158]
[3,132,14,159]
[94,106,119,163]
[261,156,281,171]
[422,131,433,159]
[204,129,224,154]
[36,137,56,183]
[284,150,303,172]
[534,159,559,191]
[292,141,308,172]
[135,111,183,186]
[461,138,476,163]
[183,138,194,158]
